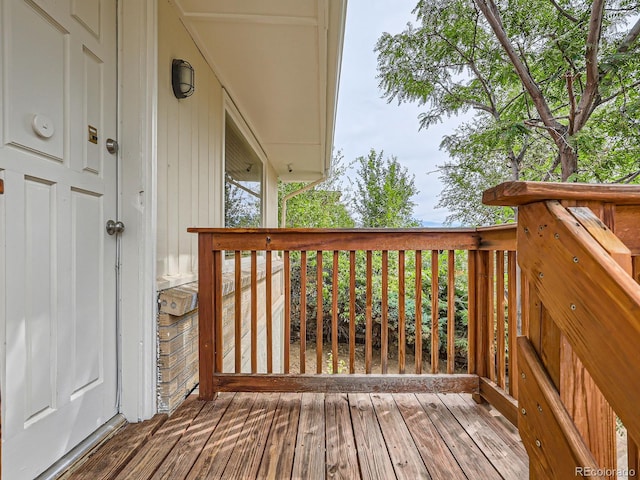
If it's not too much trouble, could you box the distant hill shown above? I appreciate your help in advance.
[421,220,444,228]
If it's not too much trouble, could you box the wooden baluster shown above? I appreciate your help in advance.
[447,250,455,374]
[366,251,373,374]
[284,251,291,374]
[520,269,530,337]
[214,252,223,375]
[197,234,215,400]
[332,251,339,374]
[266,251,273,373]
[487,250,496,382]
[476,250,489,379]
[431,250,439,374]
[251,251,258,373]
[415,250,423,374]
[381,251,389,374]
[234,251,242,373]
[349,251,356,374]
[316,251,323,374]
[300,251,307,374]
[467,250,477,375]
[496,250,506,389]
[507,250,518,398]
[472,250,489,404]
[630,442,639,480]
[399,251,406,374]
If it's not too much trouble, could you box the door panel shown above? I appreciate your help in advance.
[6,0,66,160]
[24,177,57,423]
[71,188,103,393]
[0,0,118,478]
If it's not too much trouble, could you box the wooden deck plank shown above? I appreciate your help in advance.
[66,390,529,480]
[325,394,360,479]
[150,393,235,480]
[439,393,528,479]
[393,394,467,480]
[220,393,280,479]
[457,393,525,449]
[370,393,431,479]
[114,398,206,480]
[67,414,168,480]
[185,393,257,480]
[349,393,397,480]
[257,393,303,480]
[292,393,326,480]
[416,393,503,479]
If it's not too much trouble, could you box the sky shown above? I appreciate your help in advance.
[334,0,468,226]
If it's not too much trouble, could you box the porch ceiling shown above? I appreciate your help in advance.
[172,0,348,182]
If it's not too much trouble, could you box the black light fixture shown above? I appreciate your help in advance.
[172,59,195,99]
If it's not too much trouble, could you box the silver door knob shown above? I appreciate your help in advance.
[106,220,125,235]
[106,138,119,154]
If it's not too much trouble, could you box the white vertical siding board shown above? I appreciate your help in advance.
[156,58,169,279]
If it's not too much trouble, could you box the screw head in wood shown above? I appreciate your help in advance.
[521,372,526,379]
[571,304,576,310]
[524,227,529,233]
[521,408,527,415]
[554,233,560,239]
[573,256,579,263]
[539,272,544,278]
[537,404,542,412]
[536,439,541,448]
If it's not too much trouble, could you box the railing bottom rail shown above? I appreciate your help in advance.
[209,373,479,394]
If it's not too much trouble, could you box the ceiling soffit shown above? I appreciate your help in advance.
[171,0,347,181]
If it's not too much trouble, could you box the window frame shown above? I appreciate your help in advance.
[222,90,267,228]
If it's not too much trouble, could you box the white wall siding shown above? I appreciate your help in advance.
[157,0,223,288]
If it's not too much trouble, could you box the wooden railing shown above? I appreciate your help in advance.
[189,225,521,420]
[189,182,640,478]
[484,181,640,480]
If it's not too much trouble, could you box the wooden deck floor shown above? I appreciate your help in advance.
[64,392,528,480]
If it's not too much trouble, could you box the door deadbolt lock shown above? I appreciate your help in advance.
[106,220,125,236]
[106,138,119,154]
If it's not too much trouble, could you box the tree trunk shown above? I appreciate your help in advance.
[558,141,578,181]
[508,153,520,181]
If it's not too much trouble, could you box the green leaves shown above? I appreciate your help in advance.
[377,0,640,224]
[352,149,420,228]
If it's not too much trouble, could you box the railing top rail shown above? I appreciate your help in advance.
[483,181,640,206]
[188,225,517,251]
[187,227,478,234]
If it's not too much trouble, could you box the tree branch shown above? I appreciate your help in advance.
[596,79,640,107]
[617,17,640,54]
[475,0,566,141]
[573,0,605,132]
[434,31,498,114]
[497,90,527,116]
[434,80,496,115]
[543,153,562,181]
[548,0,579,23]
[566,72,577,135]
[612,169,640,184]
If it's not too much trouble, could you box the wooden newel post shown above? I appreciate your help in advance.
[197,233,215,400]
[470,249,492,404]
[481,181,640,479]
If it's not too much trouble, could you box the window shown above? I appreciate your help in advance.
[224,113,263,227]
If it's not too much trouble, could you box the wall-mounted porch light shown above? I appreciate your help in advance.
[172,59,195,99]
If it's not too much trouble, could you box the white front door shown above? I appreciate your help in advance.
[0,0,118,478]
